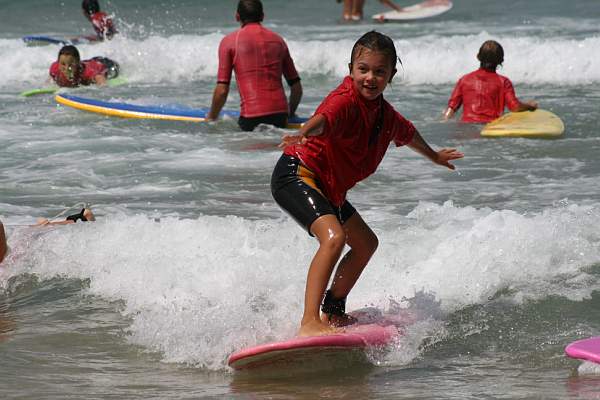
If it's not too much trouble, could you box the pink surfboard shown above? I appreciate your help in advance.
[228,323,399,370]
[566,337,600,364]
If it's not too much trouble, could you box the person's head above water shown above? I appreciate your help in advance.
[236,0,264,25]
[82,0,100,17]
[56,45,82,83]
[350,31,399,73]
[348,31,398,100]
[477,40,504,71]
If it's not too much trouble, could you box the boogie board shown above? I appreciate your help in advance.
[480,109,565,138]
[373,0,453,22]
[20,77,127,97]
[566,337,600,364]
[54,94,309,128]
[228,307,413,371]
[22,35,97,46]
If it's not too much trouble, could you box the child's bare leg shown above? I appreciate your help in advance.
[299,215,346,337]
[323,212,378,326]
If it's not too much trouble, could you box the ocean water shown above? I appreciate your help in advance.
[1,0,600,398]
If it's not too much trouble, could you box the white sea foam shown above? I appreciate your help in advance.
[2,32,600,89]
[3,201,600,369]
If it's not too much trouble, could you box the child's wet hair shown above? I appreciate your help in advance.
[58,45,81,63]
[237,0,264,24]
[350,31,398,70]
[81,0,100,16]
[477,40,504,70]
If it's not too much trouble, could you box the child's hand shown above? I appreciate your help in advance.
[526,100,538,111]
[434,148,464,170]
[278,134,306,148]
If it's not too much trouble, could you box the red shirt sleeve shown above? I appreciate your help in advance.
[447,77,463,111]
[281,42,300,85]
[503,77,520,111]
[391,110,416,146]
[216,34,234,85]
[314,93,354,137]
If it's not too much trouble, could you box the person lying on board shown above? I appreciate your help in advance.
[82,0,117,41]
[337,0,403,21]
[207,0,303,131]
[49,45,119,87]
[0,208,95,265]
[443,40,538,123]
[272,31,463,337]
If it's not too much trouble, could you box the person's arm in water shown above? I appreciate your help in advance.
[279,113,326,148]
[380,0,403,11]
[207,83,230,121]
[0,221,7,264]
[443,107,456,121]
[407,129,464,170]
[288,81,303,118]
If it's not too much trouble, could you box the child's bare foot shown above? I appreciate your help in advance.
[298,319,339,337]
[322,313,358,327]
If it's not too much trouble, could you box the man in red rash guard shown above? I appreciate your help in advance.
[49,45,119,87]
[444,40,537,123]
[207,0,303,131]
[82,0,117,40]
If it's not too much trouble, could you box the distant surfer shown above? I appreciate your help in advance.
[443,40,538,123]
[337,0,403,21]
[49,45,119,87]
[0,208,95,265]
[207,0,303,131]
[272,31,463,337]
[82,0,117,41]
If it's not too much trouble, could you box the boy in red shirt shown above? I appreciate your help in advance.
[49,45,119,87]
[82,0,117,40]
[272,31,463,337]
[444,40,537,123]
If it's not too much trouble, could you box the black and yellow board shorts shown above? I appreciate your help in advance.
[271,154,356,236]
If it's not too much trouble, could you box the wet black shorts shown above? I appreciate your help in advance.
[238,113,288,132]
[271,154,356,236]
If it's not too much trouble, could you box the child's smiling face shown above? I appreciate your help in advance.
[58,54,80,82]
[349,48,396,101]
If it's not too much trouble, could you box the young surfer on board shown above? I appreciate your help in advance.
[82,0,117,41]
[49,45,119,87]
[271,31,463,337]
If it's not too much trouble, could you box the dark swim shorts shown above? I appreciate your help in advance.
[238,113,288,132]
[271,154,356,235]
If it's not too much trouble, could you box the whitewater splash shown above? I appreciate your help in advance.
[2,31,600,89]
[2,201,600,369]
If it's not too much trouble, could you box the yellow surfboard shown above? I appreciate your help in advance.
[481,109,565,138]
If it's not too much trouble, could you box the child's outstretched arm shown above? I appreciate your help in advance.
[407,129,464,170]
[278,114,326,148]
